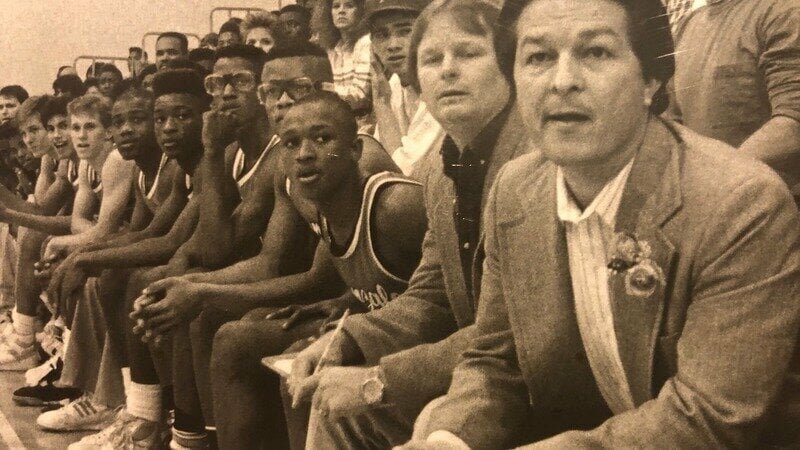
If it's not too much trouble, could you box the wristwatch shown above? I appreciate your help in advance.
[361,366,386,406]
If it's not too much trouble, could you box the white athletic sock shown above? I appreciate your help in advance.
[11,308,35,344]
[127,382,161,423]
[121,367,131,397]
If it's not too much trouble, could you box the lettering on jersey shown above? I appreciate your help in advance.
[351,284,398,310]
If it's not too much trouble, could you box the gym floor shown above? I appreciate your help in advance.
[0,370,87,449]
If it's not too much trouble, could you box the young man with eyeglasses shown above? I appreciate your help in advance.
[132,42,398,449]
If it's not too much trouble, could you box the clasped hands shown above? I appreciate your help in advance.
[129,276,203,345]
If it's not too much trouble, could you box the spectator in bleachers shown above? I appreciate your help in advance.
[84,78,101,96]
[278,4,312,47]
[0,85,28,126]
[313,0,372,111]
[368,0,444,176]
[53,75,86,98]
[188,48,216,74]
[200,32,219,50]
[128,46,146,78]
[155,32,189,70]
[242,11,278,53]
[218,19,244,48]
[95,64,123,99]
[671,0,800,200]
[137,64,158,92]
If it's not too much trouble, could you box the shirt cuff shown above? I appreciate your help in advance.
[427,430,471,449]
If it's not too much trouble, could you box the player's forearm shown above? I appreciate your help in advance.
[195,152,239,264]
[0,185,44,215]
[79,234,182,269]
[198,270,340,315]
[2,209,71,235]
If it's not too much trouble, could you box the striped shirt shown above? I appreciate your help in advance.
[556,160,636,414]
[328,34,372,112]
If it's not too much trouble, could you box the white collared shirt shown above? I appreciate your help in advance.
[556,160,636,415]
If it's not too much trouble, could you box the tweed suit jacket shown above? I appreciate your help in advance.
[342,105,530,417]
[427,118,800,449]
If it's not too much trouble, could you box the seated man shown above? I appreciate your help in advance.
[400,0,800,448]
[369,0,445,176]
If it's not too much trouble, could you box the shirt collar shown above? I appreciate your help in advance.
[556,159,634,227]
[441,100,513,169]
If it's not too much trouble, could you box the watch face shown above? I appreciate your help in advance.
[362,376,384,405]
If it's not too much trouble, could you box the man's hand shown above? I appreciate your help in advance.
[287,330,362,407]
[202,109,240,154]
[266,296,361,331]
[371,59,392,104]
[129,277,203,339]
[310,366,377,418]
[43,238,68,263]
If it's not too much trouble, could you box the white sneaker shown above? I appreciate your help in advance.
[0,335,39,371]
[101,411,167,450]
[67,406,126,450]
[37,394,115,431]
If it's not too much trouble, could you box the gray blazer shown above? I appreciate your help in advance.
[342,106,530,417]
[428,118,800,449]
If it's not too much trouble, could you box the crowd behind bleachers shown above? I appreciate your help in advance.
[0,0,799,448]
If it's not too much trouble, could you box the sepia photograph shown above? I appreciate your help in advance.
[0,0,797,448]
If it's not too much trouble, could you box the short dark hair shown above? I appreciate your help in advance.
[84,78,99,90]
[41,95,73,126]
[53,74,86,97]
[189,47,215,62]
[113,86,154,110]
[214,44,267,81]
[17,95,51,126]
[0,85,29,104]
[407,0,500,93]
[152,68,211,108]
[288,91,358,142]
[109,78,139,100]
[129,46,143,56]
[157,32,189,53]
[264,41,328,62]
[280,4,311,21]
[138,64,158,82]
[496,0,674,114]
[97,63,123,79]
[219,19,242,36]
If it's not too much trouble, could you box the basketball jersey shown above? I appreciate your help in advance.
[318,172,421,311]
[136,154,169,213]
[233,135,280,194]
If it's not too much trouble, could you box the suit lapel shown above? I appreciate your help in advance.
[609,118,682,405]
[504,163,589,404]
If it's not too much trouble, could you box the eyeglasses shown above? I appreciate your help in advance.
[204,71,257,96]
[256,77,335,104]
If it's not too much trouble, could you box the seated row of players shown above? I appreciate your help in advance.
[2,0,799,448]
